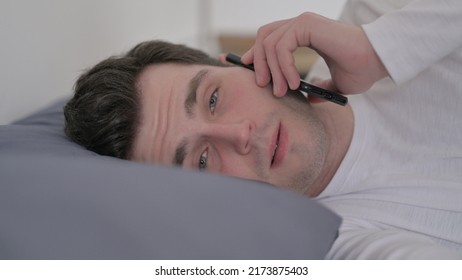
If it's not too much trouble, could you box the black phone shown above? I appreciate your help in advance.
[225,53,348,106]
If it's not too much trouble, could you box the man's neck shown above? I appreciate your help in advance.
[305,102,354,197]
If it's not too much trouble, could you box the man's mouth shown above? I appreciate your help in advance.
[270,122,286,169]
[271,135,279,165]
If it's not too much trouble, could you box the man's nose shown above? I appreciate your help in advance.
[203,120,254,155]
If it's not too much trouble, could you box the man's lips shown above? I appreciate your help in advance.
[270,122,287,169]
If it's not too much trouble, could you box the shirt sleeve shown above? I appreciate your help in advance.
[327,227,462,259]
[362,0,462,84]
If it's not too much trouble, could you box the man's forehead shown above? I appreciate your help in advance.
[134,63,213,166]
[140,63,210,80]
[138,63,211,109]
[132,64,185,163]
[138,63,189,88]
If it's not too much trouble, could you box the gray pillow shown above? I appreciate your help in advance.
[0,99,341,259]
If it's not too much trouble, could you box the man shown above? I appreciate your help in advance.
[65,40,352,197]
[65,0,462,259]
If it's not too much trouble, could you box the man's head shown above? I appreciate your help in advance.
[64,40,222,159]
[65,40,345,196]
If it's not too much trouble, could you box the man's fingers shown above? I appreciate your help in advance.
[276,30,302,91]
[218,53,229,65]
[252,44,272,87]
[243,19,292,88]
[241,48,254,64]
[263,41,288,97]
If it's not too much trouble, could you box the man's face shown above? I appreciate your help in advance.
[132,63,328,194]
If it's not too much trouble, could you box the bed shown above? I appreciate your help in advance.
[0,98,341,259]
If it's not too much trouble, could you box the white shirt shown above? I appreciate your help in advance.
[312,0,462,259]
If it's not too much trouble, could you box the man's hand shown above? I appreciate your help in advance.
[241,12,389,97]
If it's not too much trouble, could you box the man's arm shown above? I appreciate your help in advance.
[241,13,387,97]
[241,0,462,97]
[363,0,462,84]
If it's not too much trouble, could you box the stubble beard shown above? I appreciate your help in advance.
[247,91,328,194]
[276,91,328,194]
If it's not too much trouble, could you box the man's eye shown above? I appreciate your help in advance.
[209,90,218,113]
[198,149,208,171]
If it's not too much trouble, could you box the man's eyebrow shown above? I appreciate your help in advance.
[185,69,209,117]
[173,138,187,166]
